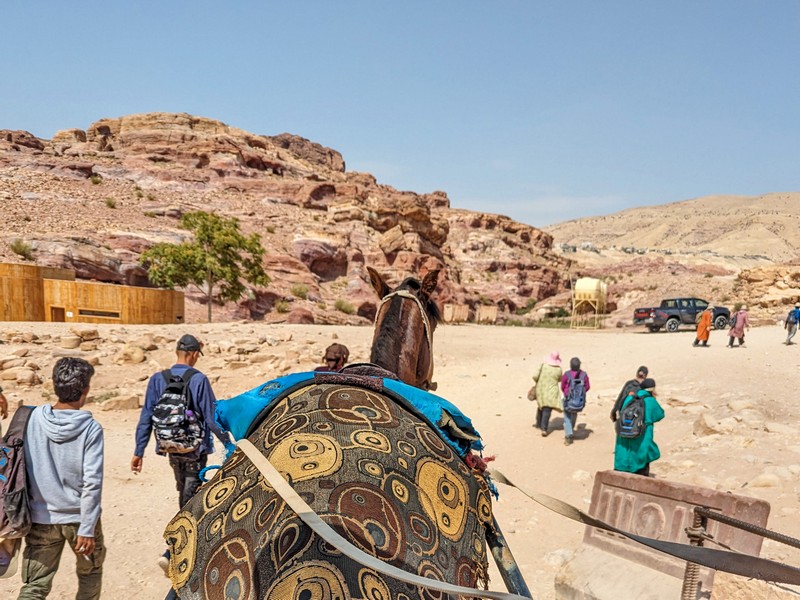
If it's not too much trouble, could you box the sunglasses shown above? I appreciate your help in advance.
[325,357,338,363]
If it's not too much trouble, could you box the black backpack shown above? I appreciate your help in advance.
[0,406,34,539]
[616,394,646,439]
[152,369,203,454]
[564,371,588,412]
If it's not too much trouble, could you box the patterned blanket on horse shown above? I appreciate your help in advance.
[165,378,494,599]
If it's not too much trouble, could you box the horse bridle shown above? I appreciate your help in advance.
[375,289,435,387]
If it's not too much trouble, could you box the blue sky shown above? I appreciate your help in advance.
[3,2,799,226]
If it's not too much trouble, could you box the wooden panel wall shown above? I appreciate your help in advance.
[0,274,45,321]
[43,280,184,324]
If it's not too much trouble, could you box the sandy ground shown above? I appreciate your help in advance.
[1,321,799,599]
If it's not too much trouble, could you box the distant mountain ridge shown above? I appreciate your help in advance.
[545,193,800,263]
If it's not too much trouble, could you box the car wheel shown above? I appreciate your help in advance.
[647,325,661,332]
[714,315,728,330]
[665,318,680,333]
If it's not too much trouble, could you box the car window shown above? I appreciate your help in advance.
[695,300,708,309]
[681,300,691,308]
[663,300,676,308]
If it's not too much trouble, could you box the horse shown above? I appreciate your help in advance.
[367,266,442,391]
[162,268,522,600]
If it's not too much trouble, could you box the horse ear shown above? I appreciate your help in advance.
[367,266,391,298]
[420,269,440,299]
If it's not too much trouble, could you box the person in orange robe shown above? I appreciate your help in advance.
[693,306,713,347]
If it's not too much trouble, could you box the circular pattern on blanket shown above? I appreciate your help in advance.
[203,476,237,512]
[455,556,478,589]
[358,568,391,600]
[328,483,404,560]
[254,496,284,533]
[206,514,224,541]
[231,497,253,522]
[163,511,197,589]
[416,426,452,460]
[476,487,493,526]
[390,478,410,504]
[416,458,468,541]
[319,386,395,425]
[397,439,417,457]
[358,458,385,480]
[407,511,438,554]
[271,517,313,568]
[416,560,445,600]
[268,434,342,483]
[202,535,253,600]
[351,429,391,453]
[265,561,350,600]
[266,414,310,445]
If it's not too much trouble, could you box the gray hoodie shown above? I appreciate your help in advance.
[24,405,104,537]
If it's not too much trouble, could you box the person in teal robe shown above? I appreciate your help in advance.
[614,378,665,476]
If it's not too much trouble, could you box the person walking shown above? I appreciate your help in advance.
[131,334,230,574]
[560,357,590,446]
[531,351,563,437]
[727,304,750,348]
[785,302,800,345]
[610,366,648,422]
[614,378,665,476]
[18,358,104,600]
[693,306,713,347]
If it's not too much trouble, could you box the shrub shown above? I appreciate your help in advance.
[89,174,102,185]
[266,225,276,234]
[146,193,156,201]
[144,211,157,218]
[275,300,290,313]
[105,197,117,209]
[335,299,355,315]
[134,189,144,199]
[10,238,33,260]
[291,284,308,299]
[515,298,537,316]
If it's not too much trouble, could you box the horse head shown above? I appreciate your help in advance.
[367,266,442,390]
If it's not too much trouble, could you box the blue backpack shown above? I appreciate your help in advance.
[564,371,588,412]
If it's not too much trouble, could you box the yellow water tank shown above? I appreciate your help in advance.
[574,277,607,302]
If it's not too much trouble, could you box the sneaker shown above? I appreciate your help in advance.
[541,430,549,437]
[564,436,573,446]
[157,556,170,577]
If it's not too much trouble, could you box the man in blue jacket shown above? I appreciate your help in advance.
[130,334,229,576]
[19,357,104,600]
[131,334,229,505]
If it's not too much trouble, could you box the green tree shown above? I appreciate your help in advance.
[140,211,270,322]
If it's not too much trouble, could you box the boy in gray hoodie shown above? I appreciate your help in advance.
[18,357,104,600]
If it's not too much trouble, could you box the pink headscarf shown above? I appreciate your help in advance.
[545,351,561,367]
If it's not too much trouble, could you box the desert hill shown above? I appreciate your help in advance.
[2,113,799,325]
[544,194,800,322]
[0,113,569,323]
[545,193,800,263]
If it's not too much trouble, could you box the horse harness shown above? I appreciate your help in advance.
[375,289,435,388]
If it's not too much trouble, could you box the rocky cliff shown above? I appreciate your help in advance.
[1,113,570,323]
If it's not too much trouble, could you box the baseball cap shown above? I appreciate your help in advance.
[177,334,204,355]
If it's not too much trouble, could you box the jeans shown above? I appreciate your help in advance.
[787,323,798,344]
[19,520,105,600]
[168,453,208,508]
[563,410,578,438]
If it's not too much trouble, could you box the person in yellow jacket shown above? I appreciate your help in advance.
[531,351,563,437]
